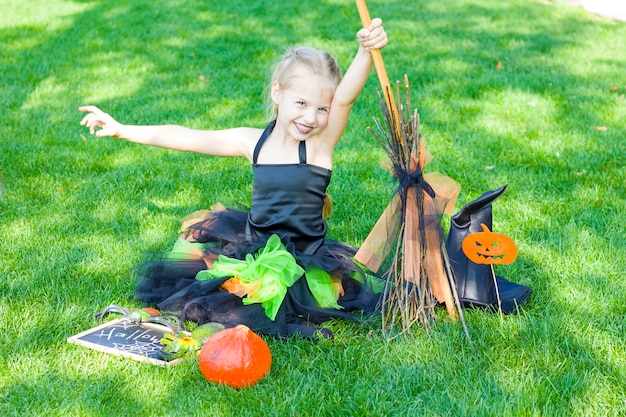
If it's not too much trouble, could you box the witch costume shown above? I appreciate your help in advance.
[135,121,384,339]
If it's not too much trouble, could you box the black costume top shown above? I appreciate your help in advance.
[247,121,329,255]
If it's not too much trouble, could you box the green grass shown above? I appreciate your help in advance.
[1,0,625,415]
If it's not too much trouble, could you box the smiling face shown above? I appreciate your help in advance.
[267,47,342,140]
[271,70,334,141]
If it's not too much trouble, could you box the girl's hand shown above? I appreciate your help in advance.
[357,17,387,51]
[78,105,122,138]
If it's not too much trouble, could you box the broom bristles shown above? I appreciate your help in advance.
[369,75,466,337]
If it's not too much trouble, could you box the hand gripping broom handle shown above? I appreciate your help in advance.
[355,0,401,138]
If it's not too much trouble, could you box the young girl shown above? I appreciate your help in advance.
[79,18,388,339]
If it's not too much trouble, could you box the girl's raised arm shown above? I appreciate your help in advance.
[78,105,259,159]
[323,18,387,147]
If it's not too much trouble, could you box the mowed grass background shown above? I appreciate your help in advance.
[1,0,625,415]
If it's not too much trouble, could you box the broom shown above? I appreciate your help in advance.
[354,0,469,338]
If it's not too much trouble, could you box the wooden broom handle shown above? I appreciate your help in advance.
[355,0,401,134]
[355,0,391,91]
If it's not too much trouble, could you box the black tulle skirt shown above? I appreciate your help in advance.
[134,208,384,339]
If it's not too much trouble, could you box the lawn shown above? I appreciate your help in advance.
[1,0,625,416]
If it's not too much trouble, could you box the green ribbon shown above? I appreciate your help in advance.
[196,234,304,320]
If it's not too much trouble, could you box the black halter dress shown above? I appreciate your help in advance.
[135,122,383,338]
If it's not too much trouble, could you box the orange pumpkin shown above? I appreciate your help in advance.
[199,325,272,389]
[461,223,518,265]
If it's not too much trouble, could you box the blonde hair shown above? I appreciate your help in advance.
[266,46,343,120]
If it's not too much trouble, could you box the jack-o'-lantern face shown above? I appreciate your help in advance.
[462,223,518,265]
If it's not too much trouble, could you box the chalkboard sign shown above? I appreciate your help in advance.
[68,318,182,366]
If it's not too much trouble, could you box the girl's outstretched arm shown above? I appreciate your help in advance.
[78,105,259,159]
[323,18,387,148]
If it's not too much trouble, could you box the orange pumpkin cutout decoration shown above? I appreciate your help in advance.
[461,224,518,265]
[199,325,272,389]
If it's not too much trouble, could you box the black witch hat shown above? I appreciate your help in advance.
[445,185,532,314]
